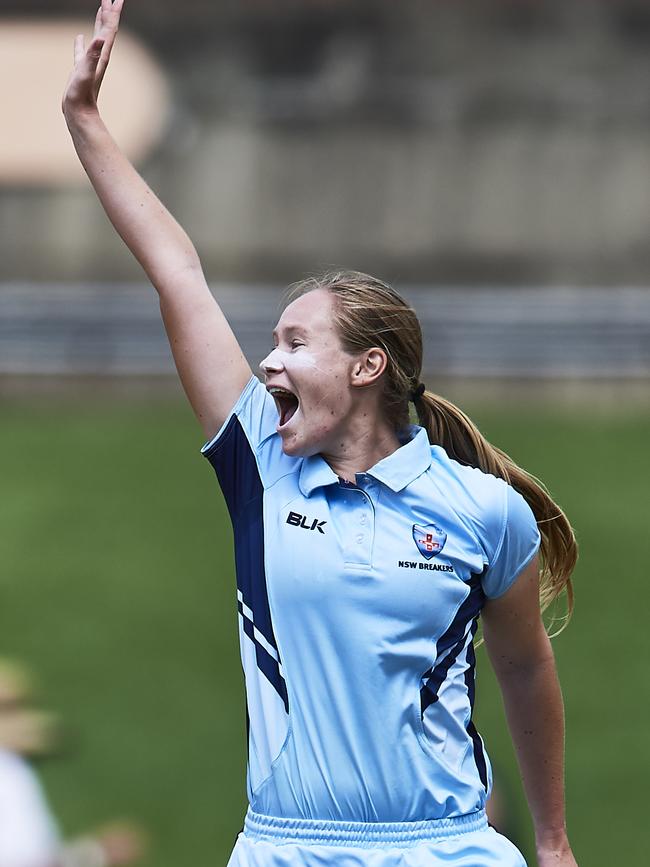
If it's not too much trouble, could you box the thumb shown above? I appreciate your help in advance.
[88,37,105,61]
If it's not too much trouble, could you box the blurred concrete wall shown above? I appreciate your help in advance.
[2,0,650,284]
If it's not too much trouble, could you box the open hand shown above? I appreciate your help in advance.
[62,0,125,118]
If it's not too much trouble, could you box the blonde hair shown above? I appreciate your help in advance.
[287,270,576,631]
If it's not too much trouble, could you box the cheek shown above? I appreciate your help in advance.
[292,354,349,401]
[291,351,320,371]
[305,381,353,430]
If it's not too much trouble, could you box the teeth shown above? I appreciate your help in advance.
[268,387,294,397]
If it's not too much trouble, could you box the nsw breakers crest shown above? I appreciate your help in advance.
[399,523,452,572]
[412,523,447,560]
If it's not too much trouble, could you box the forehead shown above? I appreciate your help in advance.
[275,288,337,334]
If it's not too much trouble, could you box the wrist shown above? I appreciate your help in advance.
[64,109,111,154]
[535,825,570,852]
[63,104,102,136]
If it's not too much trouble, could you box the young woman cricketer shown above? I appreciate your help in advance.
[62,3,578,865]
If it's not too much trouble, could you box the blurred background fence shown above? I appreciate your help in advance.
[1,283,650,379]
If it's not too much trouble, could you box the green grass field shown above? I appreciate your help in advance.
[1,391,647,866]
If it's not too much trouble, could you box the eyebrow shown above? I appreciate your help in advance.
[271,324,309,340]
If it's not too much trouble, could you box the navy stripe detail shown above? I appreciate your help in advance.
[464,621,488,790]
[420,631,468,715]
[464,620,479,708]
[420,570,485,716]
[240,608,289,713]
[207,414,288,711]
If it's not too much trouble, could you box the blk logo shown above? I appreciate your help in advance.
[286,511,327,534]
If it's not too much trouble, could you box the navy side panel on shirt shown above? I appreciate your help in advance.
[420,569,485,716]
[465,623,489,791]
[207,414,288,712]
[202,381,294,800]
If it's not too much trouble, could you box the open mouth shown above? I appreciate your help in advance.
[267,386,300,428]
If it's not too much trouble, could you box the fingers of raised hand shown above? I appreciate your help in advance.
[73,37,105,83]
[94,1,125,62]
[71,34,103,75]
[95,0,125,36]
[63,35,105,113]
[94,0,124,36]
[65,1,123,113]
[88,37,106,63]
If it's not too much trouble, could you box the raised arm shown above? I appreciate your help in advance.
[482,558,577,867]
[62,0,252,437]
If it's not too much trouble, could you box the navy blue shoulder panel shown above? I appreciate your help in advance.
[206,414,260,520]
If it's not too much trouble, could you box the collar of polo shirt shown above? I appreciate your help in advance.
[298,426,433,497]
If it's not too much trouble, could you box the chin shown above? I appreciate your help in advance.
[279,430,320,459]
[280,438,308,458]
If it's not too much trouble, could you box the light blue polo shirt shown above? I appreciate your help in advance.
[202,376,540,824]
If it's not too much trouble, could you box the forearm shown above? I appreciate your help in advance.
[65,110,201,293]
[497,645,569,850]
[61,2,252,434]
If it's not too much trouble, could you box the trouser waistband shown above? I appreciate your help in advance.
[243,807,488,848]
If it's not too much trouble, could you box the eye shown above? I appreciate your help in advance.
[290,339,305,350]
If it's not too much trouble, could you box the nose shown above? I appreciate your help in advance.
[259,347,284,375]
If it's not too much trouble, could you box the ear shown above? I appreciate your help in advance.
[350,348,388,389]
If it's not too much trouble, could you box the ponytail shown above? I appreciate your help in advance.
[414,390,576,633]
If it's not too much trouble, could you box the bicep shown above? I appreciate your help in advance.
[482,556,553,675]
[158,273,253,437]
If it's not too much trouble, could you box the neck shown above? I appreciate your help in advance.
[321,418,401,483]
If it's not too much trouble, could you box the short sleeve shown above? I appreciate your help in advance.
[200,376,285,518]
[201,375,277,461]
[481,485,541,599]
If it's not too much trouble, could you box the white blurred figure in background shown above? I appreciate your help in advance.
[0,660,146,867]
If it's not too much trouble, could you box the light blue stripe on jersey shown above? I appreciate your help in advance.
[203,376,540,824]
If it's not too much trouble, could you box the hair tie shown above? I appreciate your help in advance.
[409,382,426,402]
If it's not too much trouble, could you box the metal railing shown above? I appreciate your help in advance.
[1,283,649,378]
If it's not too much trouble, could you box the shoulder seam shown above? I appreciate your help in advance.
[201,374,260,456]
